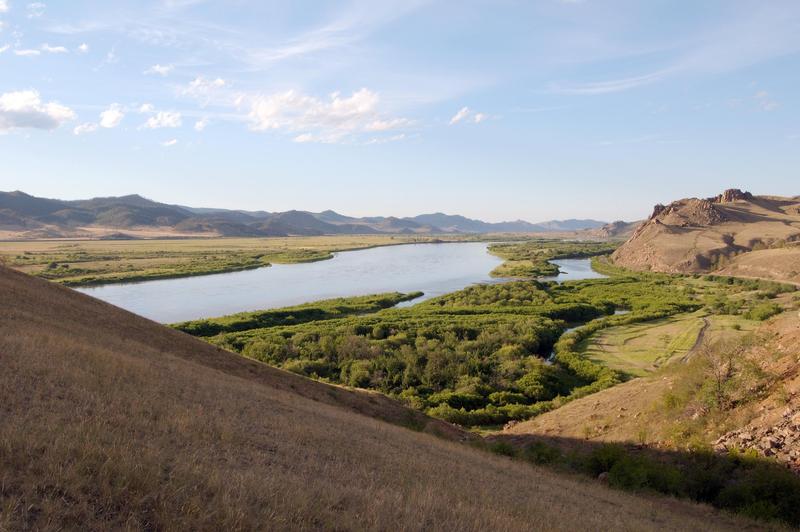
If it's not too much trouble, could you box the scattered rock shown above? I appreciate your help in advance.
[714,406,800,474]
[597,472,609,483]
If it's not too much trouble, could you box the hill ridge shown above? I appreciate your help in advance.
[0,190,609,239]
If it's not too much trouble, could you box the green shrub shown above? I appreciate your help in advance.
[523,441,562,465]
[745,302,782,321]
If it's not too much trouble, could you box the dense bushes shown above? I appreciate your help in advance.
[174,292,423,336]
[745,302,782,321]
[494,440,800,527]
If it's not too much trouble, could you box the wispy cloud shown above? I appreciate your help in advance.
[550,4,800,95]
[161,138,178,147]
[144,63,173,76]
[550,70,667,95]
[449,106,488,125]
[41,43,68,53]
[754,90,779,112]
[73,122,98,135]
[27,2,45,18]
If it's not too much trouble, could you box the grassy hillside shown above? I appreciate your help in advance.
[0,265,756,530]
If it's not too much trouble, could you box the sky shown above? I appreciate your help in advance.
[0,0,799,222]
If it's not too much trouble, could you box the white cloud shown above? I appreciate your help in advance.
[550,70,667,95]
[144,63,173,76]
[41,43,68,54]
[293,133,313,143]
[449,106,488,125]
[0,89,75,131]
[449,106,470,125]
[99,104,124,128]
[0,0,8,13]
[76,43,89,53]
[27,2,45,18]
[365,118,411,131]
[194,117,208,131]
[180,76,226,105]
[14,49,41,56]
[144,110,182,129]
[138,103,155,114]
[0,44,9,54]
[365,133,407,145]
[244,88,406,143]
[161,138,178,147]
[73,122,98,135]
[754,90,779,111]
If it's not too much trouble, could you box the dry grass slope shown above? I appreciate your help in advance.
[612,190,800,283]
[0,266,759,530]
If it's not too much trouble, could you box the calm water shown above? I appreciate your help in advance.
[541,258,609,283]
[77,244,606,323]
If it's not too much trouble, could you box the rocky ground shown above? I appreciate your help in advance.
[714,405,800,472]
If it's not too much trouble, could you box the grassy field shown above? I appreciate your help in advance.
[579,312,762,378]
[0,234,481,286]
[580,313,707,377]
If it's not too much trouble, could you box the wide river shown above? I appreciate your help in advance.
[77,243,605,323]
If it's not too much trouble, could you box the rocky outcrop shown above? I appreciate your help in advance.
[610,188,800,275]
[714,407,800,473]
[711,189,754,204]
[649,198,727,227]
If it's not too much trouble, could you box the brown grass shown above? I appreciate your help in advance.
[0,266,757,530]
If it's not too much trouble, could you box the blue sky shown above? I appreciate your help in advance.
[0,0,798,222]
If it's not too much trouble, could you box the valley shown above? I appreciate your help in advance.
[4,188,800,529]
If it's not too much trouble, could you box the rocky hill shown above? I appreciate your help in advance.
[612,189,800,282]
[0,190,610,239]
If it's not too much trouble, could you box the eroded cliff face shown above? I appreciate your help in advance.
[611,189,800,275]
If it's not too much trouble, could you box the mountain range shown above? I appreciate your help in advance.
[0,191,608,239]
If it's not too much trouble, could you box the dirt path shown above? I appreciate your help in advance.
[682,316,709,362]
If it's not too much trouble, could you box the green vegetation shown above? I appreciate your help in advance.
[488,239,618,278]
[744,302,782,321]
[493,438,800,527]
[180,242,748,427]
[174,292,423,336]
[171,242,792,431]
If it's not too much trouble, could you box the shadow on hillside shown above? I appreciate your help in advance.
[483,432,800,527]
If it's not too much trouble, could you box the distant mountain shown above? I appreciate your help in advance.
[409,213,544,233]
[0,191,615,239]
[584,220,642,239]
[533,219,607,231]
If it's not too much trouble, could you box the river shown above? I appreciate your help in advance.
[77,243,605,323]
